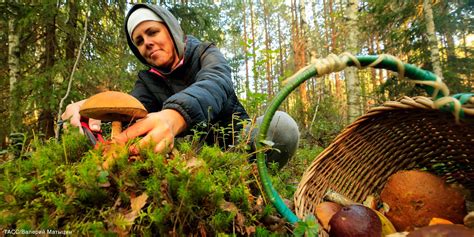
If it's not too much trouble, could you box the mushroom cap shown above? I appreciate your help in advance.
[328,204,382,237]
[315,201,342,231]
[380,170,466,232]
[79,91,147,121]
[407,224,474,237]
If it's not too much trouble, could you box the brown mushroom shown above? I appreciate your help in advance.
[315,201,342,231]
[407,224,474,237]
[79,91,147,139]
[328,204,382,237]
[380,170,466,232]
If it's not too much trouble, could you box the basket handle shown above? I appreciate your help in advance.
[255,53,456,224]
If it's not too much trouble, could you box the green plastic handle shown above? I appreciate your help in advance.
[256,54,445,225]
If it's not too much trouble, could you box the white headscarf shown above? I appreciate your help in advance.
[127,7,163,37]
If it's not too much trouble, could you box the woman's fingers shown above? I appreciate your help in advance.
[113,111,178,155]
[89,119,102,131]
[113,118,154,144]
[154,139,173,154]
[130,130,173,155]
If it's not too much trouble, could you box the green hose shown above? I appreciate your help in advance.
[255,54,447,225]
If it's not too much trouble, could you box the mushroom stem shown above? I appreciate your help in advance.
[111,121,122,139]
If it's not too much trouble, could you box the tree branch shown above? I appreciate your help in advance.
[55,10,89,139]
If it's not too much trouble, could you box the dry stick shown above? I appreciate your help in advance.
[55,11,89,140]
[309,93,321,135]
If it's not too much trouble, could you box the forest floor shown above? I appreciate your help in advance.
[0,129,324,236]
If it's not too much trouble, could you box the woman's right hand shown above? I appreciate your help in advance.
[61,99,101,132]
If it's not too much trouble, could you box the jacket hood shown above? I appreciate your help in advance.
[125,4,185,69]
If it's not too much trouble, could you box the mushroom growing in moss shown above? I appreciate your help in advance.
[79,91,147,139]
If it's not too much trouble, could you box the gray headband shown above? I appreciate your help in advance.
[127,8,163,37]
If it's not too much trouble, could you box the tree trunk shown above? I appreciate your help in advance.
[368,34,377,88]
[39,6,58,138]
[8,1,21,133]
[322,0,331,56]
[262,0,273,97]
[298,0,309,128]
[344,0,362,123]
[65,0,78,61]
[328,0,342,99]
[375,33,384,85]
[445,33,456,62]
[423,0,444,80]
[277,16,284,79]
[242,0,250,101]
[249,0,258,95]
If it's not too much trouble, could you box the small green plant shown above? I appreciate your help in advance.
[293,215,319,237]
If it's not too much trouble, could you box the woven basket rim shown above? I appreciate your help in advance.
[307,95,473,172]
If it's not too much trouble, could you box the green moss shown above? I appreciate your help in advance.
[0,129,308,236]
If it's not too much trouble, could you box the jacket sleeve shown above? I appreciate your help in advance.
[130,78,161,113]
[162,45,234,128]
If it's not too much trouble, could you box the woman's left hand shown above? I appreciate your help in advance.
[113,109,187,154]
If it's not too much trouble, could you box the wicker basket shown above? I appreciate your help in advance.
[294,95,474,220]
[255,53,473,227]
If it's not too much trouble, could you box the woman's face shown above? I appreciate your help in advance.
[132,21,179,70]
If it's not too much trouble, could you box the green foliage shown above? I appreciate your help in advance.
[293,215,319,237]
[241,91,269,116]
[0,130,309,236]
[168,3,224,44]
[364,0,474,100]
[306,95,346,147]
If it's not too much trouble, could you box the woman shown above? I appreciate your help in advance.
[62,4,299,167]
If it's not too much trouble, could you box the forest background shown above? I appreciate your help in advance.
[1,0,473,150]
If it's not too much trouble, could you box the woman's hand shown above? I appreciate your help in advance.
[61,100,101,133]
[113,109,187,154]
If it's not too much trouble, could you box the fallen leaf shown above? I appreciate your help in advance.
[131,192,148,213]
[245,226,256,236]
[114,193,149,235]
[185,157,205,171]
[235,212,246,234]
[253,195,264,214]
[219,200,238,213]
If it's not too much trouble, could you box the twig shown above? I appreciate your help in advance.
[55,10,90,139]
[309,93,321,133]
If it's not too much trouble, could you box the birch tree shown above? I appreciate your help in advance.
[7,1,20,133]
[423,0,444,80]
[262,0,273,97]
[344,0,362,123]
[242,0,251,101]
